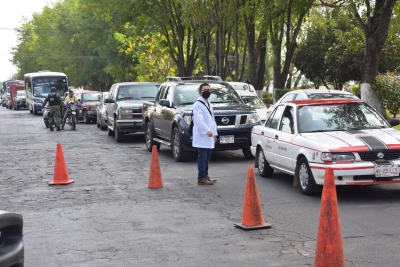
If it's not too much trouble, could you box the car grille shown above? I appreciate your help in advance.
[215,115,236,126]
[240,115,247,124]
[358,150,400,161]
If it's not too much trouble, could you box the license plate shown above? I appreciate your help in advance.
[220,135,234,144]
[375,164,399,177]
[72,111,76,115]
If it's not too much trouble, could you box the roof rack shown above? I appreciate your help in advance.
[165,75,223,83]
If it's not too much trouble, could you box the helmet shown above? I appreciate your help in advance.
[51,87,56,93]
[244,79,251,84]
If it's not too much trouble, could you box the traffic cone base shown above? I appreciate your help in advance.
[48,143,74,186]
[148,145,163,189]
[235,166,272,231]
[48,180,74,185]
[234,222,272,230]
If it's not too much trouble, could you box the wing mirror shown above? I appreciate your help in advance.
[388,118,400,127]
[159,99,171,107]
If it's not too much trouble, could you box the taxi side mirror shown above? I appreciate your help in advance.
[388,118,400,127]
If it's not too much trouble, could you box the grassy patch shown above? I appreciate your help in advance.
[393,124,400,130]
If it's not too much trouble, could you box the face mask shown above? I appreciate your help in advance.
[51,92,56,95]
[202,91,211,99]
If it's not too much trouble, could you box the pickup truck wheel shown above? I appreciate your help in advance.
[257,148,274,177]
[107,119,115,136]
[83,111,89,124]
[172,127,188,162]
[114,121,124,142]
[100,121,107,131]
[242,147,255,159]
[145,123,160,152]
[297,157,320,195]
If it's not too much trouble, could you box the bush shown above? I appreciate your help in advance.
[262,91,273,106]
[373,72,400,118]
[350,83,360,98]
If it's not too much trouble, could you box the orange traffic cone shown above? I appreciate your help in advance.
[48,143,74,185]
[148,145,163,189]
[314,168,345,267]
[234,166,272,230]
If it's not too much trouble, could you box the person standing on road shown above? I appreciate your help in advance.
[42,87,63,131]
[193,83,218,185]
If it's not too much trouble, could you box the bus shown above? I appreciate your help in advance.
[24,71,69,114]
[1,80,24,107]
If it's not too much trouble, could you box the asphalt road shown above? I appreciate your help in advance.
[1,107,400,267]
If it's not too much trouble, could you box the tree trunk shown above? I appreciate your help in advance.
[354,0,396,116]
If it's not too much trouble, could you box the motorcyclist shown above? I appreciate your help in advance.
[42,87,63,131]
[63,90,80,123]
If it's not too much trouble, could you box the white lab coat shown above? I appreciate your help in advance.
[192,97,218,149]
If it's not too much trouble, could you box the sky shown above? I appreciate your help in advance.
[0,0,54,82]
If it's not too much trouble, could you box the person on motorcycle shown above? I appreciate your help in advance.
[63,90,80,122]
[42,87,63,131]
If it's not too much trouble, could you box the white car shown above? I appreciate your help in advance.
[237,90,268,122]
[251,98,400,195]
[227,82,257,96]
[266,89,358,118]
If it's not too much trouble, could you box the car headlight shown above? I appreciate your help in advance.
[33,98,43,103]
[118,109,132,119]
[321,152,355,162]
[183,113,192,125]
[246,113,260,124]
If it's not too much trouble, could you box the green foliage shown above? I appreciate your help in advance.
[262,91,273,106]
[349,82,360,98]
[373,72,400,118]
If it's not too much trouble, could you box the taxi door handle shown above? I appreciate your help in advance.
[274,135,279,139]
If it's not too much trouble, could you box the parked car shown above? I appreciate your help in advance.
[74,90,102,123]
[13,90,27,110]
[105,82,160,142]
[96,92,108,130]
[237,90,268,122]
[266,89,359,118]
[227,81,257,96]
[142,76,261,161]
[251,98,400,195]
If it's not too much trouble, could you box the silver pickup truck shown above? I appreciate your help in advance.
[104,82,160,142]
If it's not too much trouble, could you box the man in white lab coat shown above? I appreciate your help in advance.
[193,83,218,185]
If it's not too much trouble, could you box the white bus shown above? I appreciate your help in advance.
[24,71,69,114]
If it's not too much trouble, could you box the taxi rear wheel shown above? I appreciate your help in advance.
[297,157,319,195]
[257,148,274,177]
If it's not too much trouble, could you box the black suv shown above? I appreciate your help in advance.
[142,76,261,161]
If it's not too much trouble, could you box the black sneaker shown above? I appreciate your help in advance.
[49,127,54,131]
[56,127,61,131]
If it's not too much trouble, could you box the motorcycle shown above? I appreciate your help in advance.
[62,102,82,130]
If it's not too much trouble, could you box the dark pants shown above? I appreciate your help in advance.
[197,148,212,181]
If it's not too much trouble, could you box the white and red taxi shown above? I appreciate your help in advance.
[250,98,400,195]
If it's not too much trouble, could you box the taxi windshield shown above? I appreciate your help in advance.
[298,102,389,133]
